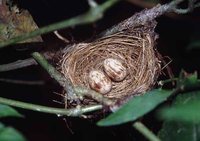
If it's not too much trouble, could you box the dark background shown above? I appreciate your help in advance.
[0,0,200,141]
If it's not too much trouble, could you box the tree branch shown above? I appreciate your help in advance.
[133,121,161,141]
[100,0,198,37]
[74,87,115,106]
[0,96,102,116]
[0,0,119,49]
[1,0,198,73]
[0,0,198,114]
[0,78,44,85]
[125,0,189,20]
[32,52,115,107]
[172,0,197,14]
[0,51,52,72]
[0,0,198,49]
[0,58,37,72]
[31,52,75,99]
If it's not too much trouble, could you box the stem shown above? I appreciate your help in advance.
[31,52,75,99]
[0,0,119,49]
[125,0,180,20]
[0,97,102,116]
[172,0,195,14]
[158,78,178,86]
[100,3,171,37]
[32,52,115,106]
[0,58,37,72]
[0,78,44,85]
[31,52,69,87]
[133,121,161,141]
[0,52,52,72]
[74,87,115,106]
[100,0,197,37]
[132,80,200,141]
[0,0,197,49]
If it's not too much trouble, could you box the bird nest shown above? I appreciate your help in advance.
[58,22,161,107]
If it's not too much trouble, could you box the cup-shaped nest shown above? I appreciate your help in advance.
[59,25,161,104]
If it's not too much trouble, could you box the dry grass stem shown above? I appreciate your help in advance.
[58,21,161,107]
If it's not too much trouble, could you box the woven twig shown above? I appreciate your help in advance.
[58,21,161,107]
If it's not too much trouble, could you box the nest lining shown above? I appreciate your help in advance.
[59,25,161,103]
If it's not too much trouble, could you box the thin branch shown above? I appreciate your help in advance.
[100,3,169,37]
[0,58,37,72]
[0,96,102,116]
[172,0,196,14]
[0,78,44,85]
[32,52,115,106]
[133,121,161,141]
[0,0,119,49]
[54,31,70,43]
[31,52,75,99]
[158,78,178,86]
[74,87,116,106]
[88,0,98,8]
[100,0,197,37]
[0,0,198,49]
[125,0,183,19]
[0,51,52,72]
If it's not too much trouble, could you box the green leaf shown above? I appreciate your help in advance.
[0,127,26,141]
[158,91,200,141]
[158,121,200,141]
[0,122,5,131]
[0,104,23,118]
[183,72,198,86]
[159,101,200,123]
[158,91,200,123]
[177,71,198,87]
[97,89,172,126]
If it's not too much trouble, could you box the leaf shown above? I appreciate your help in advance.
[0,127,26,141]
[97,89,172,126]
[0,0,42,42]
[158,121,200,141]
[0,122,26,141]
[158,91,200,123]
[177,71,198,87]
[0,122,5,130]
[159,101,200,123]
[0,104,23,118]
[183,72,198,86]
[158,91,200,141]
[11,10,42,43]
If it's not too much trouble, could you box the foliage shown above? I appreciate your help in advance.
[0,104,23,118]
[158,91,200,123]
[158,91,200,141]
[0,0,200,141]
[98,89,172,126]
[0,104,26,141]
[0,125,26,141]
[158,121,200,141]
[98,72,200,141]
[0,0,42,43]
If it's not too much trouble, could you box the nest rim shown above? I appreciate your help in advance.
[58,29,161,106]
